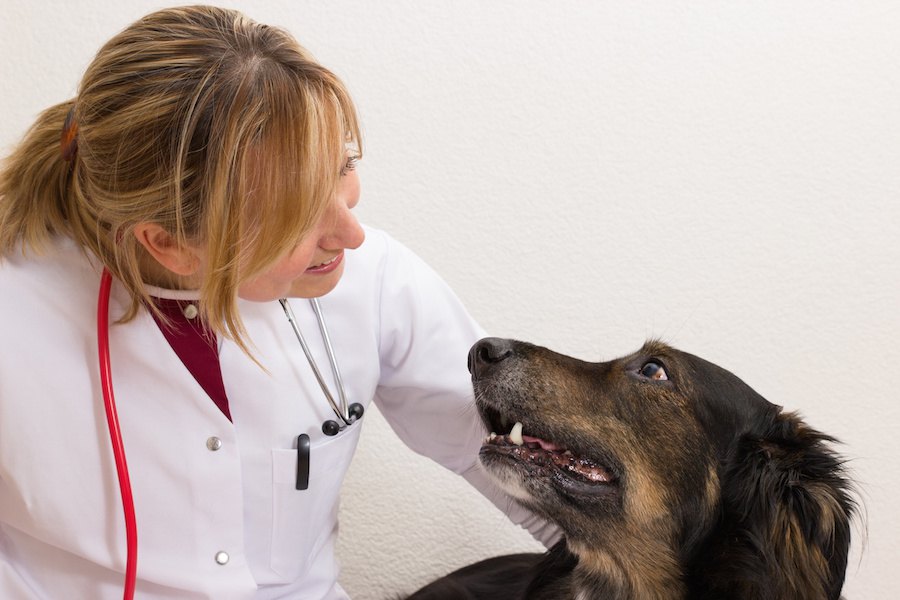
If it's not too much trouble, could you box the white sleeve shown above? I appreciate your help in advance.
[372,234,560,548]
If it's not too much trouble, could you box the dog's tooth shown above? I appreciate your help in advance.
[489,432,497,441]
[509,422,524,446]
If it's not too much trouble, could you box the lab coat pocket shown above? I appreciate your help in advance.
[270,427,361,580]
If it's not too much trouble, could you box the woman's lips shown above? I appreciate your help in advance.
[305,251,344,274]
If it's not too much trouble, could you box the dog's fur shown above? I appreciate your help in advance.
[408,338,856,600]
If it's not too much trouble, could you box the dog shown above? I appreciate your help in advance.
[408,338,856,600]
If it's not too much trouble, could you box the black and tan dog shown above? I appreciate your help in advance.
[409,338,856,600]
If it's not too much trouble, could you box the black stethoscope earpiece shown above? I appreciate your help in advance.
[321,402,365,436]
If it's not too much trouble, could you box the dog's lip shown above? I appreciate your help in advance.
[478,403,621,489]
[482,427,618,487]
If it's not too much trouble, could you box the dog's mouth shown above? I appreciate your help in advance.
[479,407,618,496]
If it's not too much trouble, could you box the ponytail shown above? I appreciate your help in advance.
[0,100,78,256]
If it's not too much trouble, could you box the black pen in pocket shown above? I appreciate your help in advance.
[296,434,310,490]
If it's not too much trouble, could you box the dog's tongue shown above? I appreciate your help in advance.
[522,434,563,452]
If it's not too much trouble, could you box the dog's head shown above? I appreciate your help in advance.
[470,337,855,600]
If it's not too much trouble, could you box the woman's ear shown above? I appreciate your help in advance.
[133,223,202,276]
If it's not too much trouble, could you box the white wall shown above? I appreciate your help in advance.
[3,1,897,597]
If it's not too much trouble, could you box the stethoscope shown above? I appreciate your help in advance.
[278,297,365,436]
[97,268,364,600]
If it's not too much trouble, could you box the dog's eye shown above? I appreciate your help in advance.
[640,362,668,381]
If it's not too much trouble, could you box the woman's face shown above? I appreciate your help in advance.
[237,160,365,301]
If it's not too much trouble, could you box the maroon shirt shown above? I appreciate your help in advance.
[149,297,231,421]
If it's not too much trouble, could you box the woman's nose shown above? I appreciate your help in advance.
[320,195,365,251]
[332,210,365,250]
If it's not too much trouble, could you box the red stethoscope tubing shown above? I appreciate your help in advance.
[97,268,138,600]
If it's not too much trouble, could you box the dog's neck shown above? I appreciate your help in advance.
[565,539,686,600]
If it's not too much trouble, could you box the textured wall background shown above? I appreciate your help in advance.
[2,1,897,598]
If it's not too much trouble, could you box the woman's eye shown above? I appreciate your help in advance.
[340,155,359,176]
[640,362,668,381]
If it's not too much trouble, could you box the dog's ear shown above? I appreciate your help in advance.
[706,411,855,600]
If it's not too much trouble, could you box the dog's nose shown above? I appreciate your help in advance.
[468,337,514,378]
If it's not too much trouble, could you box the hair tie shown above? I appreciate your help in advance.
[61,106,79,162]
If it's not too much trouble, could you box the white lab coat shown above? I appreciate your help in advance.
[0,226,555,599]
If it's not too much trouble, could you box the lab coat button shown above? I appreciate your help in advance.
[215,551,229,565]
[206,436,222,451]
[183,303,199,319]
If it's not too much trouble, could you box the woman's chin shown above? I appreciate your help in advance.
[236,264,345,302]
[284,264,345,299]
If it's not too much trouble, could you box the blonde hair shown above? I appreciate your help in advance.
[0,5,361,353]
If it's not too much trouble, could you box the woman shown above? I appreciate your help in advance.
[0,6,555,599]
